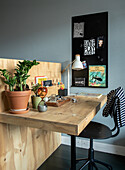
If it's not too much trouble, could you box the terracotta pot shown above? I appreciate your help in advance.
[5,90,31,114]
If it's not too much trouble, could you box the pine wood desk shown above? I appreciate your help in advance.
[0,95,107,170]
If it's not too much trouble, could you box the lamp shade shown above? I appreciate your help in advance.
[72,54,83,70]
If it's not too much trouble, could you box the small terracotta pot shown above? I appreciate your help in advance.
[5,90,31,114]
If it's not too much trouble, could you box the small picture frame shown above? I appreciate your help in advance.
[43,80,52,87]
[35,76,47,84]
[75,78,86,87]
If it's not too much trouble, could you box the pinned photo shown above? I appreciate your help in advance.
[97,36,104,48]
[82,61,87,69]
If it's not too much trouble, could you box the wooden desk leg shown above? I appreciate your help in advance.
[71,135,76,170]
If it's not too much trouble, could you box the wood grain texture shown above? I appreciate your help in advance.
[0,58,61,170]
[0,58,61,112]
[0,123,61,170]
[0,95,107,136]
[0,58,107,169]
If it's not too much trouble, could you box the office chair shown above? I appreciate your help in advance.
[75,97,120,170]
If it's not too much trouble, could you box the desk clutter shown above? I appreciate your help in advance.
[32,93,70,110]
[35,76,64,88]
[0,58,62,113]
[31,82,67,111]
[46,94,70,107]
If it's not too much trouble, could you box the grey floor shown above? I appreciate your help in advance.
[38,144,125,170]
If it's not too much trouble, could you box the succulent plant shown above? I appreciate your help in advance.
[0,60,39,91]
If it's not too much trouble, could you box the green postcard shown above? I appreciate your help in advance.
[89,65,106,87]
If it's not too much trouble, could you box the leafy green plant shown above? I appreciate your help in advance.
[0,69,16,91]
[0,60,39,91]
[31,83,41,96]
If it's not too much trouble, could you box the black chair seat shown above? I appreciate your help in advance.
[79,121,112,139]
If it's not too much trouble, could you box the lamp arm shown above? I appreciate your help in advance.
[61,60,75,74]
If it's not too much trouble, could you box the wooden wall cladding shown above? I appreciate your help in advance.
[0,58,61,112]
[0,58,61,170]
[0,123,61,170]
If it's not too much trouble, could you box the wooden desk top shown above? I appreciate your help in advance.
[0,95,107,136]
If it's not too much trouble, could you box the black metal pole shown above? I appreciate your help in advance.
[71,135,76,170]
[88,138,93,170]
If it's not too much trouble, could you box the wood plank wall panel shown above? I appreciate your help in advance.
[0,123,61,170]
[0,58,61,112]
[0,58,61,170]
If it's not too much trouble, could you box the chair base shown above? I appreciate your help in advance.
[76,138,113,170]
[76,158,112,170]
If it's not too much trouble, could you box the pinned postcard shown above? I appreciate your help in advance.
[73,22,84,38]
[89,65,106,87]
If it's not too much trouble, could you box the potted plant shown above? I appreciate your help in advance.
[31,83,41,109]
[0,60,39,114]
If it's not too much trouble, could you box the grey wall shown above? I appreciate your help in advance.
[0,0,125,146]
